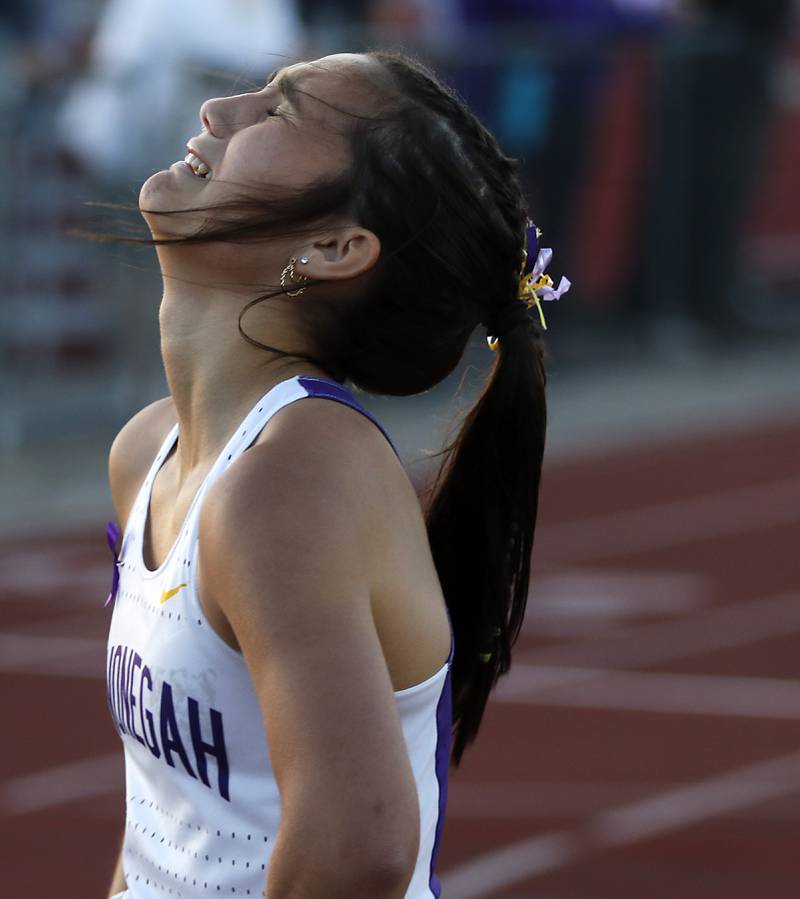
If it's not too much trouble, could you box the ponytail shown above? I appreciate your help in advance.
[424,323,547,766]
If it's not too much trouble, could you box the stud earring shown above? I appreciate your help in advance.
[280,257,309,296]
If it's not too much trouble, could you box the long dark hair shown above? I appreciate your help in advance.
[70,50,548,767]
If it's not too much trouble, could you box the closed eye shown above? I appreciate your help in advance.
[258,90,283,120]
[248,82,281,120]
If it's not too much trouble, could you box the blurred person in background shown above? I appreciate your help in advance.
[55,0,304,183]
[297,0,370,45]
[85,48,568,898]
[438,0,672,332]
[0,0,94,91]
[625,0,794,350]
[299,0,458,50]
[0,0,96,124]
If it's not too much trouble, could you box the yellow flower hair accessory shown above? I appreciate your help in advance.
[517,223,571,331]
[485,222,571,351]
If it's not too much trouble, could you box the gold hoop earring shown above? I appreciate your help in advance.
[280,257,309,296]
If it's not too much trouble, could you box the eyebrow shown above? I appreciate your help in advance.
[264,67,303,105]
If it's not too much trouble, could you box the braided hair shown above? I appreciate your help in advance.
[336,51,535,396]
[336,52,548,765]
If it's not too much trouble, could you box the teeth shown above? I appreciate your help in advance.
[183,153,210,178]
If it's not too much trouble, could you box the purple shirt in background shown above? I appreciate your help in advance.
[457,0,668,31]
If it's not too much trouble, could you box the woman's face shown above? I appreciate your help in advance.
[139,52,382,238]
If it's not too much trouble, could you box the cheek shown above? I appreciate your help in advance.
[224,126,348,191]
[229,133,306,188]
[292,134,350,187]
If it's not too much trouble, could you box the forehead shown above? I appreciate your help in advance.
[272,53,385,113]
[279,53,376,83]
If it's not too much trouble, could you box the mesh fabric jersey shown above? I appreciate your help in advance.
[105,375,454,898]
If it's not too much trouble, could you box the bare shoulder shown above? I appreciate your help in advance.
[195,395,399,677]
[199,392,450,698]
[256,392,399,476]
[199,395,407,605]
[204,396,401,552]
[108,395,176,532]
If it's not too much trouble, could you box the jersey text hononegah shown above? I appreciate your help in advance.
[106,643,230,801]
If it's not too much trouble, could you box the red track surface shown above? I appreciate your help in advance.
[2,415,799,898]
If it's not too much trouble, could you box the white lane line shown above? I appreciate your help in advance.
[0,751,122,815]
[0,540,111,597]
[516,592,800,670]
[441,750,800,898]
[449,780,800,820]
[497,665,800,720]
[0,545,89,568]
[535,476,800,564]
[0,561,110,598]
[593,750,800,846]
[0,633,105,674]
[449,782,659,818]
[4,651,106,679]
[442,831,579,898]
[522,568,710,638]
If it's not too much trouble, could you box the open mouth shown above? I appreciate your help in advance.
[183,152,211,179]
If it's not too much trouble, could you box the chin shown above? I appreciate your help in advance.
[138,170,185,225]
[138,169,166,208]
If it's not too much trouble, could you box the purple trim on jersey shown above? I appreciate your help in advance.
[104,519,121,607]
[296,376,399,458]
[429,623,454,897]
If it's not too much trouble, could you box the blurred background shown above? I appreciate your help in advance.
[1,1,799,897]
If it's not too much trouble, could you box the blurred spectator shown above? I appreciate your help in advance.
[456,0,670,28]
[626,0,794,345]
[438,0,673,322]
[55,0,304,183]
[297,0,372,52]
[0,0,42,39]
[1,0,96,101]
[298,0,370,29]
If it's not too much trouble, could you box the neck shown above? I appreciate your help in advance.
[158,286,334,481]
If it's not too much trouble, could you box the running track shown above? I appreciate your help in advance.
[1,413,798,898]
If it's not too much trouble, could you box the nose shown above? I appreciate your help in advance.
[199,90,261,139]
[199,97,223,138]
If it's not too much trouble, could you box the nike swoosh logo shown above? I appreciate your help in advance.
[159,583,188,604]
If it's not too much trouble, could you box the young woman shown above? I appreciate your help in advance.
[98,49,563,899]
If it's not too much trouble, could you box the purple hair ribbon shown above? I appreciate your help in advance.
[486,221,570,349]
[104,519,121,608]
[518,222,571,330]
[520,221,541,277]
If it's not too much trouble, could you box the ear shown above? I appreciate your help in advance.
[300,227,381,282]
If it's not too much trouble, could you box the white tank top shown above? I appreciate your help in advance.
[104,374,454,899]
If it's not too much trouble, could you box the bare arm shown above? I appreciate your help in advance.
[106,839,126,897]
[198,409,420,899]
[105,399,172,897]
